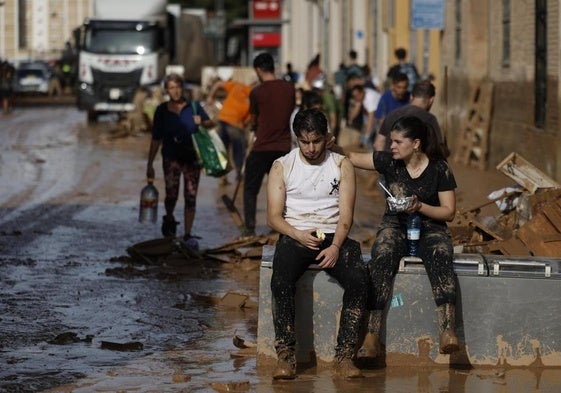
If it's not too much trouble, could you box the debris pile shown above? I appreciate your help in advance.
[125,233,278,266]
[451,153,561,256]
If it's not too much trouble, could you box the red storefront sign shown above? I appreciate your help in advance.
[252,0,281,19]
[252,31,281,47]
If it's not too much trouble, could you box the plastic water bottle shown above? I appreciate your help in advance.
[407,212,422,257]
[139,180,159,223]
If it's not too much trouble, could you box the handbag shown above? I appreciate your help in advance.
[190,101,230,177]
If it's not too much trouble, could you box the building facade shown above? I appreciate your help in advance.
[278,0,442,92]
[0,0,92,63]
[441,0,561,180]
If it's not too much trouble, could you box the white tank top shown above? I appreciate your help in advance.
[276,149,344,233]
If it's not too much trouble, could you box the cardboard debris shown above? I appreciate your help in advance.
[220,292,249,308]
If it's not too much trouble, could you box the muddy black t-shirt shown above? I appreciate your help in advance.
[373,151,456,225]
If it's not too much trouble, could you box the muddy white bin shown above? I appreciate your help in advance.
[257,245,561,368]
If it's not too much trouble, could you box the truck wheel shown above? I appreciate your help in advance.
[87,110,98,123]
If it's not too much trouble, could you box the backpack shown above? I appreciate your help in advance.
[399,63,419,91]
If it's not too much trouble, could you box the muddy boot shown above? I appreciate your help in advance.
[437,303,459,354]
[272,347,296,380]
[334,356,363,379]
[357,310,382,359]
[161,215,178,238]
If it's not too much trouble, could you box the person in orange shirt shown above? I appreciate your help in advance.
[206,78,253,180]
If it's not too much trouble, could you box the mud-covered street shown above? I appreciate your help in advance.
[1,102,560,393]
[0,103,261,392]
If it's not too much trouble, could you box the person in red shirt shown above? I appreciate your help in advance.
[242,53,295,237]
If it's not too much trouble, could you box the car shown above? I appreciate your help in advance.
[14,61,53,95]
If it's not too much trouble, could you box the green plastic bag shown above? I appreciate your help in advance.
[192,127,230,177]
[191,101,230,177]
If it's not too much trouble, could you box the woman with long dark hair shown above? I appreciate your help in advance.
[337,115,459,358]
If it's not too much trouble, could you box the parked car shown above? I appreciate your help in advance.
[14,61,53,95]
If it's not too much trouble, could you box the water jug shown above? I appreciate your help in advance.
[139,179,159,223]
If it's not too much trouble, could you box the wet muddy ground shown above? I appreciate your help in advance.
[1,103,559,392]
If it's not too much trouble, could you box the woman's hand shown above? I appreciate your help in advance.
[406,195,423,214]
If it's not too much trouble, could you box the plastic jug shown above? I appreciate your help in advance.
[139,179,159,223]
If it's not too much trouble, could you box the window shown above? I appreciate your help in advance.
[535,0,547,128]
[454,0,461,65]
[501,0,510,67]
[18,0,27,49]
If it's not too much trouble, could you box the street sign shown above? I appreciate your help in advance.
[411,0,445,30]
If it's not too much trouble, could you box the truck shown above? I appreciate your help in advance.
[76,0,213,122]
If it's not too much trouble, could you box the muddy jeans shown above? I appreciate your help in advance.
[271,234,369,358]
[243,150,287,233]
[369,219,456,311]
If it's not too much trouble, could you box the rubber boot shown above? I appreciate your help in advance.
[161,215,178,238]
[357,310,382,359]
[272,347,296,380]
[437,303,459,354]
[334,356,363,378]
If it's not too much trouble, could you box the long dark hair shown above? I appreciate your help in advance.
[391,116,447,161]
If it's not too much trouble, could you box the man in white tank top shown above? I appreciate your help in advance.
[267,108,369,380]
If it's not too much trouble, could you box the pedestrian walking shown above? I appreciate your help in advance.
[267,108,369,379]
[0,59,15,114]
[348,84,381,148]
[386,47,420,93]
[146,73,215,250]
[374,80,448,157]
[334,115,460,359]
[206,77,253,181]
[282,62,299,84]
[242,53,295,237]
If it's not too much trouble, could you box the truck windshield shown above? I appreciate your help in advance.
[84,27,159,55]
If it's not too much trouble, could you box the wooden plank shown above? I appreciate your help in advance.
[205,235,269,253]
[517,213,561,257]
[454,84,481,166]
[542,233,561,243]
[489,237,532,256]
[542,203,561,232]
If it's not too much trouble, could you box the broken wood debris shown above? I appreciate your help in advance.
[451,153,561,256]
[204,233,279,264]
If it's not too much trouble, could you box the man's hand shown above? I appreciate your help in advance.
[295,229,324,250]
[316,244,340,268]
